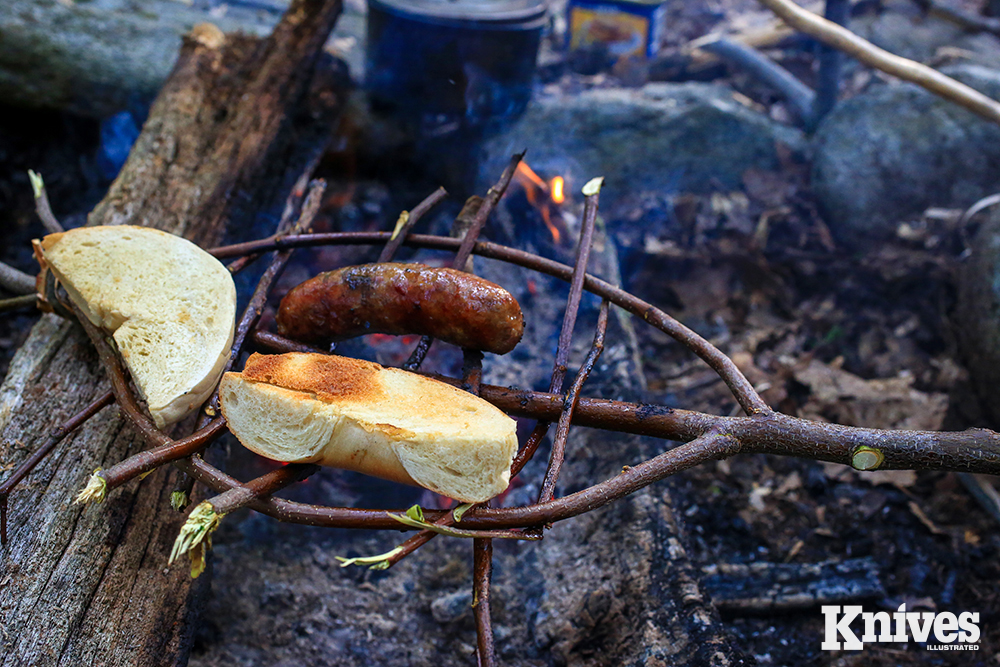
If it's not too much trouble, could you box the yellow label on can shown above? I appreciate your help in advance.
[569,7,650,59]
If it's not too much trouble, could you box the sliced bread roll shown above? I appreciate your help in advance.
[34,225,236,428]
[219,352,519,503]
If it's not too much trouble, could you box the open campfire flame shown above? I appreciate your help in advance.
[513,162,567,243]
[551,174,565,204]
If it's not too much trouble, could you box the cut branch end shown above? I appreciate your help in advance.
[74,470,107,505]
[27,170,43,200]
[170,500,221,578]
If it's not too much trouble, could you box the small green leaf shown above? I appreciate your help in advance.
[386,511,540,541]
[405,504,424,522]
[27,170,44,199]
[389,512,458,535]
[335,546,405,569]
[582,177,604,196]
[189,541,208,578]
[452,503,474,523]
[170,490,189,511]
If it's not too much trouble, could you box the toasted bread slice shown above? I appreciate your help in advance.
[34,225,236,428]
[219,352,519,503]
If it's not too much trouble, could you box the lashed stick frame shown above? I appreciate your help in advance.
[6,163,1000,664]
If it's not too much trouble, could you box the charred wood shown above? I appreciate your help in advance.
[703,558,886,613]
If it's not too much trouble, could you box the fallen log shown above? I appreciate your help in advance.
[0,1,342,664]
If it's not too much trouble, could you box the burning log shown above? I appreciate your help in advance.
[0,1,342,664]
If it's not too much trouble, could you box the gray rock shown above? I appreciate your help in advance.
[957,205,1000,423]
[430,589,473,623]
[853,0,1000,69]
[0,0,367,117]
[812,64,1000,244]
[479,82,806,206]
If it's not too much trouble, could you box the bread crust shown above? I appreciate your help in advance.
[220,353,519,502]
[241,352,385,403]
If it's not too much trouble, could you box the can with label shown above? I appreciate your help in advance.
[566,0,666,60]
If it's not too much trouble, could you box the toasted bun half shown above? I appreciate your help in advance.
[34,225,236,428]
[219,353,519,503]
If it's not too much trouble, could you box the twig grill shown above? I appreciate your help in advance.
[6,151,1000,662]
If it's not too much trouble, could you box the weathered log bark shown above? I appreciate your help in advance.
[0,1,341,665]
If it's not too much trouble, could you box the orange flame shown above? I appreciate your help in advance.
[541,208,561,244]
[550,176,565,204]
[515,162,548,191]
[513,162,567,244]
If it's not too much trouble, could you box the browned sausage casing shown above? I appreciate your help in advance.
[277,263,524,354]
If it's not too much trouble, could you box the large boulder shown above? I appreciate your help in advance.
[0,0,367,117]
[853,2,1000,68]
[812,64,1000,244]
[957,206,1000,424]
[479,82,806,205]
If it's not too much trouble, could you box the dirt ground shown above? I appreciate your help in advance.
[622,174,1000,665]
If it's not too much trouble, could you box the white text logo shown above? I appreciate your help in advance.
[821,604,980,651]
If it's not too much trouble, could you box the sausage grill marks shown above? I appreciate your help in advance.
[276,263,525,355]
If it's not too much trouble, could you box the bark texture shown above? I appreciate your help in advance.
[0,1,342,665]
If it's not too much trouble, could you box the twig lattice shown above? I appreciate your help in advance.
[5,160,1000,662]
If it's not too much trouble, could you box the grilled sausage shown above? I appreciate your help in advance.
[276,263,524,354]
